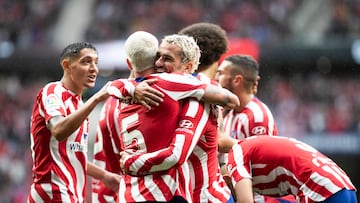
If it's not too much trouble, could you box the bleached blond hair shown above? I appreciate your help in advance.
[162,34,201,73]
[124,31,159,72]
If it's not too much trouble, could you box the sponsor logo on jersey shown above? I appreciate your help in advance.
[251,126,267,135]
[178,119,194,128]
[176,119,194,134]
[68,142,87,152]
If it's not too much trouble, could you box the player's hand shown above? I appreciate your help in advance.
[134,79,164,109]
[120,151,130,174]
[94,81,111,101]
[102,171,121,193]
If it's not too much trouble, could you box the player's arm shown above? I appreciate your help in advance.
[107,78,164,109]
[234,178,254,203]
[48,82,111,141]
[87,162,121,192]
[108,75,239,110]
[203,84,240,109]
[120,99,207,176]
[218,132,237,153]
[157,73,239,108]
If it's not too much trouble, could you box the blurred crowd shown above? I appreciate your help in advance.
[1,0,360,202]
[1,0,360,49]
[85,0,360,45]
[0,0,62,49]
[258,74,360,137]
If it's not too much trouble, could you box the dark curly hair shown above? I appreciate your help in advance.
[179,22,228,71]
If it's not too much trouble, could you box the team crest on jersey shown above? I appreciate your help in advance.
[251,126,267,135]
[45,94,61,109]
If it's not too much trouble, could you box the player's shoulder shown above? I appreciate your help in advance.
[151,73,203,86]
[43,81,61,89]
[41,81,68,96]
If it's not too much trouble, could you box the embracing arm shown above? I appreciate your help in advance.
[107,78,164,110]
[203,84,240,109]
[121,99,208,176]
[48,82,111,141]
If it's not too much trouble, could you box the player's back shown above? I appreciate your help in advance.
[119,91,180,153]
[231,136,356,202]
[117,73,207,203]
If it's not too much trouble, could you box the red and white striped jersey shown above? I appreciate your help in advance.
[189,73,232,203]
[121,71,230,202]
[122,98,231,203]
[227,136,356,203]
[110,73,208,203]
[222,96,278,139]
[28,81,89,203]
[91,97,127,203]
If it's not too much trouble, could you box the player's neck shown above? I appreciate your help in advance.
[135,68,155,78]
[197,62,218,79]
[60,76,83,96]
[235,93,253,112]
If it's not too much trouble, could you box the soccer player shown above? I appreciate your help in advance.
[28,42,121,203]
[227,136,357,203]
[179,22,235,203]
[91,31,163,203]
[216,54,277,140]
[216,54,297,203]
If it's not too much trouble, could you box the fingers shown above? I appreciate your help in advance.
[138,89,164,109]
[135,80,164,108]
[144,93,163,106]
[140,100,151,110]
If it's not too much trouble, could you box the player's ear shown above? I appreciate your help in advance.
[233,74,243,85]
[61,59,70,72]
[185,62,194,74]
[126,58,133,71]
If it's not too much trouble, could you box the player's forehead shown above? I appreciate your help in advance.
[218,60,233,72]
[158,42,182,58]
[77,48,98,61]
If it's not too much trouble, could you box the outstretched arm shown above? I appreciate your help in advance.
[203,84,239,109]
[108,75,239,110]
[48,82,111,141]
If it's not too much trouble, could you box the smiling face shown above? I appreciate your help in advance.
[154,42,188,74]
[61,48,99,95]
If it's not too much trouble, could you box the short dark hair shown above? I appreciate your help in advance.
[60,42,97,62]
[226,54,259,85]
[179,22,228,71]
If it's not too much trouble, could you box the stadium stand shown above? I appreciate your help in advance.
[0,0,359,202]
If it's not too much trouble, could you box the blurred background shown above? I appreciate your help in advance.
[0,0,359,202]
